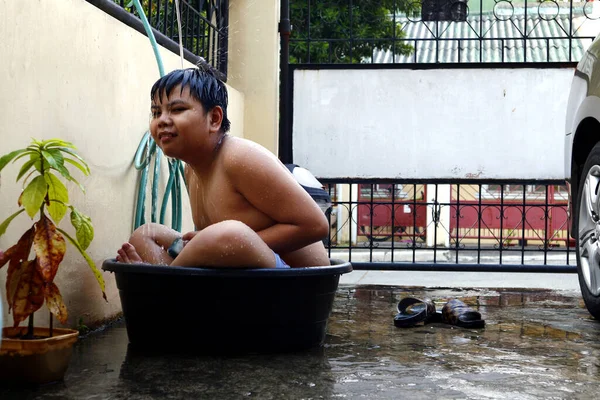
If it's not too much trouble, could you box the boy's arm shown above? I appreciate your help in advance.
[224,143,328,254]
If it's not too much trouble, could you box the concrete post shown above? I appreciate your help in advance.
[227,0,281,154]
[426,184,451,247]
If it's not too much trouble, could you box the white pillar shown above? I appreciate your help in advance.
[426,184,451,247]
[351,184,358,245]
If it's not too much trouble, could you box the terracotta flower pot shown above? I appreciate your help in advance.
[0,327,79,385]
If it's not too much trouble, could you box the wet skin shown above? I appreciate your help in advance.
[117,85,329,268]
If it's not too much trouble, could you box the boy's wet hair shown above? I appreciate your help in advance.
[150,59,231,133]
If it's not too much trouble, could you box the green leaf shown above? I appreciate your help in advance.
[52,147,90,174]
[21,169,38,188]
[56,227,106,301]
[21,176,48,218]
[41,150,69,179]
[41,150,59,168]
[63,158,89,176]
[0,149,28,173]
[70,207,94,250]
[42,139,74,149]
[45,173,68,223]
[0,209,25,238]
[16,157,39,182]
[47,148,65,165]
[11,150,38,165]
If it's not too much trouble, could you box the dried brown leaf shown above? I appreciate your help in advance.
[0,245,16,269]
[44,282,68,324]
[10,259,45,327]
[33,215,66,283]
[5,228,35,311]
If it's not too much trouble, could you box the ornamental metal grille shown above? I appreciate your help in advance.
[322,180,576,272]
[112,0,229,75]
[290,0,600,64]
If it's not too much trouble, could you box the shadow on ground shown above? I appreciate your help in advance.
[2,285,599,399]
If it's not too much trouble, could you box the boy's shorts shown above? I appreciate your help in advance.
[273,252,290,269]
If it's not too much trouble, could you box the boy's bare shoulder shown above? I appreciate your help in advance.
[221,137,281,171]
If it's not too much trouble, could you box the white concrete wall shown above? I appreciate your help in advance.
[0,0,244,329]
[293,68,574,179]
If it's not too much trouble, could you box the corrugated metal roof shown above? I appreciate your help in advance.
[369,10,594,63]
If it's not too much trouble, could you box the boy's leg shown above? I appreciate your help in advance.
[117,222,181,265]
[171,220,276,268]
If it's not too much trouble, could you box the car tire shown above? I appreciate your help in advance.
[575,142,600,319]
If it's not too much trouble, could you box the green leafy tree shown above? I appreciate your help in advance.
[290,0,419,64]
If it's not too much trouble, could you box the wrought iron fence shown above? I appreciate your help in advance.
[290,0,599,64]
[112,0,229,76]
[322,179,576,272]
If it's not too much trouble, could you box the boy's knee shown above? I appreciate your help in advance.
[200,220,255,248]
[129,223,164,243]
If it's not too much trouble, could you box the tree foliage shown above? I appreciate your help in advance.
[290,0,419,64]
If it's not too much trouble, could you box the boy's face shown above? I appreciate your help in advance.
[150,85,219,159]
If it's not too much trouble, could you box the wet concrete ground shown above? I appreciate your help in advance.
[2,285,600,399]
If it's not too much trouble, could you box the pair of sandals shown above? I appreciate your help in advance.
[394,297,485,329]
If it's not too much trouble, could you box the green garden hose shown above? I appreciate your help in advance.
[132,0,184,232]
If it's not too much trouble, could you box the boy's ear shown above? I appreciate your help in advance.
[209,106,224,132]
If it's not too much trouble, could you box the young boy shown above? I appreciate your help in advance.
[116,63,330,268]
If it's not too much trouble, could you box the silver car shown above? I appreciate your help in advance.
[565,35,600,319]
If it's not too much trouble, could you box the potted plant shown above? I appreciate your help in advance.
[0,139,106,385]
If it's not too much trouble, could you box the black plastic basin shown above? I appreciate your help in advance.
[102,259,352,353]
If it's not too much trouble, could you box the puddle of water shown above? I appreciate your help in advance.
[2,286,600,400]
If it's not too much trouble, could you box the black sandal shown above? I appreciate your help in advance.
[441,299,485,329]
[394,297,438,328]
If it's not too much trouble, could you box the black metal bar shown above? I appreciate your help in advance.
[200,18,206,59]
[477,183,482,263]
[290,61,578,71]
[148,0,153,26]
[521,183,526,264]
[194,9,200,55]
[184,2,191,52]
[390,183,396,262]
[349,183,354,263]
[433,184,438,263]
[499,184,504,262]
[155,0,160,27]
[544,184,550,264]
[455,184,460,263]
[569,0,574,61]
[319,177,567,185]
[350,262,576,273]
[278,0,293,163]
[307,0,311,61]
[392,0,397,64]
[409,184,415,262]
[349,0,353,61]
[524,0,528,63]
[162,0,169,38]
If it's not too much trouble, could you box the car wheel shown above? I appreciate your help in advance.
[576,142,600,319]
